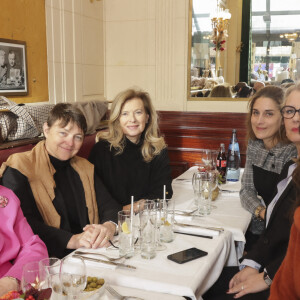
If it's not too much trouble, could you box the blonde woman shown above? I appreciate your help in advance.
[89,88,173,209]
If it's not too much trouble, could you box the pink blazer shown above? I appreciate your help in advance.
[0,185,48,280]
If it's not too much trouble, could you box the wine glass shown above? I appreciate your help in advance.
[60,256,87,299]
[39,258,62,294]
[201,149,213,169]
[198,170,218,215]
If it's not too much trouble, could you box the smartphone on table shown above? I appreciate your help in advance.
[167,247,208,264]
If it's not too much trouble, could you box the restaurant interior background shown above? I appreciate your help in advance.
[189,0,300,102]
[1,0,299,113]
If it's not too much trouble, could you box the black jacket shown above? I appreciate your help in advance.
[244,160,297,279]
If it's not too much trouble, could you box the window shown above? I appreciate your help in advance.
[247,0,300,84]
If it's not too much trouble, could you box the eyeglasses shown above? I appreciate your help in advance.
[281,106,300,119]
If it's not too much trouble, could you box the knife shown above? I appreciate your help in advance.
[219,189,239,193]
[72,254,136,269]
[174,222,224,232]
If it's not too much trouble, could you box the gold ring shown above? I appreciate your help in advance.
[104,236,110,241]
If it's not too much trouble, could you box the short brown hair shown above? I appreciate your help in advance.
[246,85,288,143]
[47,103,87,134]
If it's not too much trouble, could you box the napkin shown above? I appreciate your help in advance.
[173,223,220,237]
[219,180,241,192]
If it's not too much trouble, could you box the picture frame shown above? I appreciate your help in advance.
[0,38,28,95]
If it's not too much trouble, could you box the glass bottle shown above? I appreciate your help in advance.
[226,129,240,182]
[217,143,227,183]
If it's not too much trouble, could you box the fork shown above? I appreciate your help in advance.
[74,251,126,262]
[106,285,144,300]
[174,208,198,216]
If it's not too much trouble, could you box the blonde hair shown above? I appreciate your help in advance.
[98,88,166,162]
[284,82,300,105]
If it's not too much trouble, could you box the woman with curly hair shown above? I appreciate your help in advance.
[89,88,173,209]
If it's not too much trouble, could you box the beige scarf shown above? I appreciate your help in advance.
[0,141,99,228]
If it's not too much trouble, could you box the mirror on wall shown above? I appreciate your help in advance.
[187,0,234,100]
[187,0,300,101]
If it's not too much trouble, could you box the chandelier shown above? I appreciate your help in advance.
[211,1,231,52]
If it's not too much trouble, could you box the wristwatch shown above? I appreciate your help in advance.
[263,271,272,287]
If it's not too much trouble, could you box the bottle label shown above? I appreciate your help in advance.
[221,161,227,168]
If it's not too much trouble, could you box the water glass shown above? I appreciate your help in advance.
[118,210,135,258]
[39,258,62,296]
[60,256,87,300]
[192,171,206,205]
[160,199,175,243]
[198,170,218,216]
[140,207,157,259]
[153,199,166,250]
[21,261,42,293]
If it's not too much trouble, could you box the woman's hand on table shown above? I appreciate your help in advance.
[227,272,268,298]
[67,222,116,249]
[229,266,258,289]
[0,277,19,297]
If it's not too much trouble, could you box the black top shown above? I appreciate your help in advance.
[244,160,297,279]
[1,155,121,258]
[89,138,173,206]
[253,165,280,207]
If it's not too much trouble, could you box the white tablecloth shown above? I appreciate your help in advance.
[101,285,185,300]
[75,230,232,300]
[172,167,251,262]
[67,167,251,299]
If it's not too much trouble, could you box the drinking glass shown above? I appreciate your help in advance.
[154,199,167,250]
[21,261,43,293]
[201,149,213,169]
[198,170,218,215]
[160,199,175,243]
[140,207,157,259]
[118,210,135,258]
[60,256,87,300]
[192,171,206,205]
[39,258,62,296]
[135,200,155,250]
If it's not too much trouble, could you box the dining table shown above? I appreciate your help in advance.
[68,166,251,300]
[172,166,252,263]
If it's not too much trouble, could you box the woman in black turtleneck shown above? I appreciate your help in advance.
[89,88,173,209]
[1,104,121,258]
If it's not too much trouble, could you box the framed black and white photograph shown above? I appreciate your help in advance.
[0,38,28,95]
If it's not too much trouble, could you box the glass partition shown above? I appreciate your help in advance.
[188,0,300,101]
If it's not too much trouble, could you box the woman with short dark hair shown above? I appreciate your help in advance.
[0,103,121,258]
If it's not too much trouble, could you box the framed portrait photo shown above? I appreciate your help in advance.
[0,38,28,95]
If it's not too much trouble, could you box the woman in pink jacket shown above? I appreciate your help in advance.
[0,185,48,296]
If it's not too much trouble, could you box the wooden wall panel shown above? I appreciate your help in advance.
[158,111,248,178]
